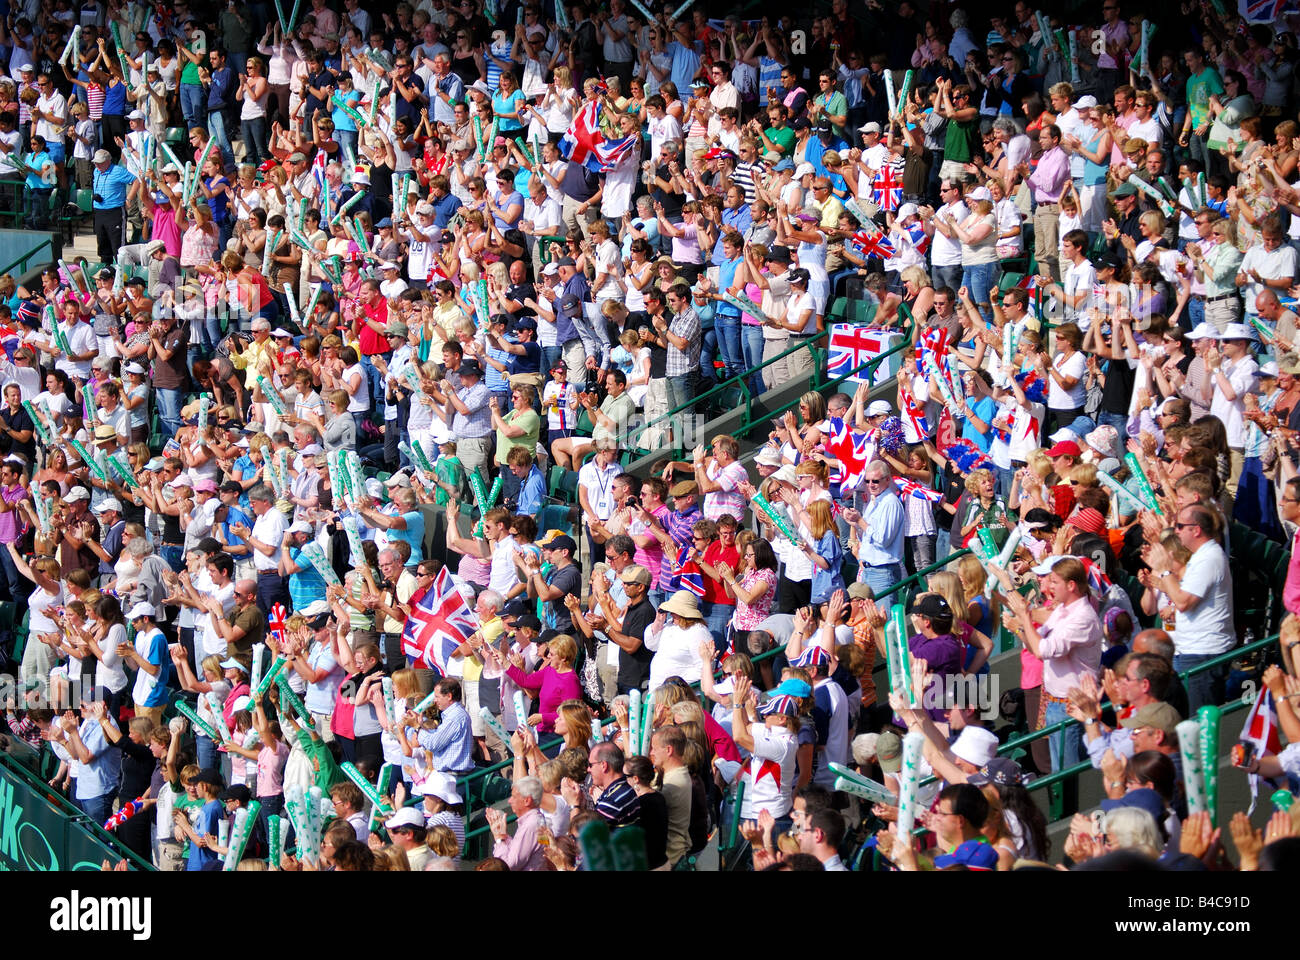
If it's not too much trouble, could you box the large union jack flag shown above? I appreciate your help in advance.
[560,100,637,173]
[827,323,885,380]
[401,568,479,675]
[824,416,871,490]
[871,165,903,212]
[850,228,895,260]
[1240,0,1297,23]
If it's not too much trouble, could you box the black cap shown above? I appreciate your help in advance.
[515,613,543,632]
[908,593,953,623]
[512,317,537,332]
[219,480,244,495]
[457,359,484,378]
[544,534,577,554]
[554,256,577,268]
[220,783,252,804]
[560,294,582,312]
[765,245,792,264]
[814,121,832,135]
[791,117,810,131]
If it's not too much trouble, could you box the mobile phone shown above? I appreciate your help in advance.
[1231,741,1255,768]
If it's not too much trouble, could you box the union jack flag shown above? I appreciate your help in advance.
[1078,556,1113,594]
[1017,274,1044,318]
[560,100,636,173]
[871,166,903,212]
[0,323,18,360]
[426,261,450,285]
[905,221,929,256]
[1239,686,1283,811]
[824,416,871,490]
[268,602,288,646]
[827,324,885,380]
[915,325,951,378]
[311,148,328,198]
[400,568,479,675]
[668,545,706,597]
[900,385,930,438]
[850,229,895,260]
[1241,0,1298,23]
[894,477,943,502]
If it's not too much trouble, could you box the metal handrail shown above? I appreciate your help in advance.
[628,306,915,458]
[0,235,53,279]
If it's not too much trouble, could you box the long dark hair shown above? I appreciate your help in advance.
[749,536,778,573]
[998,781,1047,862]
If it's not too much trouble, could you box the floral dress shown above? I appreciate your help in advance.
[733,567,777,631]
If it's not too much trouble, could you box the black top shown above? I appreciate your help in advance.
[0,404,35,462]
[617,597,656,691]
[112,734,156,804]
[546,562,582,634]
[636,789,669,869]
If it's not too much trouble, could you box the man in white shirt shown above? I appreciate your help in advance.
[1041,228,1097,325]
[706,62,740,139]
[32,72,67,187]
[1237,218,1298,325]
[231,483,290,615]
[521,177,562,276]
[1207,323,1259,494]
[1143,504,1234,712]
[799,808,849,870]
[927,178,968,292]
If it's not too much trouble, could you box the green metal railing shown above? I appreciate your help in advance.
[627,305,916,461]
[0,235,53,279]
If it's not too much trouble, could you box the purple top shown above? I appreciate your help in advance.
[908,632,964,720]
[505,663,584,733]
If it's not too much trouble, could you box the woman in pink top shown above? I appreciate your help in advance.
[504,634,584,734]
[142,164,184,257]
[719,536,778,636]
[227,698,289,829]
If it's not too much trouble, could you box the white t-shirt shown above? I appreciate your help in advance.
[1175,539,1235,655]
[96,622,130,694]
[812,676,849,790]
[489,534,521,598]
[742,723,797,819]
[645,621,709,692]
[931,201,968,267]
[1061,258,1097,323]
[198,581,237,659]
[1209,353,1258,448]
[251,507,287,572]
[131,626,167,707]
[1048,349,1087,410]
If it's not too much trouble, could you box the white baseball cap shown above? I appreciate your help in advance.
[126,602,157,620]
[385,807,426,830]
[866,399,893,417]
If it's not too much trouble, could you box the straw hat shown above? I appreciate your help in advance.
[659,590,704,620]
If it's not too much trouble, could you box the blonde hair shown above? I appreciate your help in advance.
[556,699,592,745]
[927,571,970,627]
[964,468,995,495]
[807,499,836,540]
[547,634,578,666]
[391,667,418,700]
[1069,462,1098,486]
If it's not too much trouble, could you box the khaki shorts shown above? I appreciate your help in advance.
[157,839,185,872]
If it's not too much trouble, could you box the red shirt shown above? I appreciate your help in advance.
[703,540,740,605]
[358,297,389,355]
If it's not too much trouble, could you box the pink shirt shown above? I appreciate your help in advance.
[1284,527,1300,616]
[704,459,748,521]
[1036,594,1102,698]
[256,738,290,798]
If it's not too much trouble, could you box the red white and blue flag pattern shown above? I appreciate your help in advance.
[401,568,479,675]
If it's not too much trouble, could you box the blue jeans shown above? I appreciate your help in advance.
[541,345,563,373]
[1044,699,1083,772]
[1174,652,1229,714]
[160,544,186,573]
[714,313,742,381]
[360,352,389,419]
[858,561,902,596]
[936,527,952,564]
[180,83,207,131]
[156,388,184,441]
[741,323,765,395]
[207,110,236,172]
[241,115,269,166]
[1185,295,1204,332]
[1096,409,1128,443]
[0,544,24,605]
[961,261,999,324]
[664,372,697,433]
[336,129,358,162]
[931,264,962,294]
[995,465,1014,501]
[196,733,219,772]
[77,792,115,824]
[701,600,734,653]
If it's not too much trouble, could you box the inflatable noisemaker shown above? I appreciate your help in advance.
[469,468,491,523]
[883,67,897,117]
[273,0,287,31]
[329,188,366,228]
[1001,319,1019,372]
[983,527,1023,599]
[1034,12,1054,57]
[1176,717,1208,815]
[1068,31,1079,83]
[896,70,914,116]
[68,437,108,483]
[1249,315,1272,342]
[1123,452,1163,514]
[1156,176,1179,202]
[206,691,232,742]
[627,688,642,756]
[1196,172,1207,207]
[340,760,394,817]
[218,818,229,851]
[1097,470,1149,515]
[267,814,285,868]
[414,687,438,713]
[265,455,284,499]
[368,765,395,834]
[31,490,51,536]
[669,0,698,20]
[976,526,999,560]
[174,699,223,743]
[330,91,369,129]
[287,0,303,32]
[184,136,217,205]
[283,283,302,329]
[1198,705,1221,823]
[640,688,656,756]
[394,173,410,216]
[514,690,533,742]
[261,228,283,277]
[106,452,140,489]
[473,115,485,161]
[352,216,371,255]
[251,655,287,701]
[284,784,319,865]
[628,0,656,23]
[885,602,918,708]
[222,800,261,870]
[345,451,368,506]
[474,277,490,329]
[23,400,52,446]
[256,375,288,416]
[474,474,504,536]
[922,353,960,414]
[60,24,80,65]
[195,394,211,437]
[104,794,148,830]
[750,490,800,545]
[829,762,898,805]
[342,515,367,568]
[554,0,571,31]
[1125,173,1173,218]
[722,293,770,325]
[1272,789,1295,812]
[381,676,398,730]
[895,731,925,840]
[307,784,325,845]
[320,176,331,224]
[249,642,266,704]
[324,448,344,504]
[480,707,514,756]
[275,675,313,726]
[410,439,437,476]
